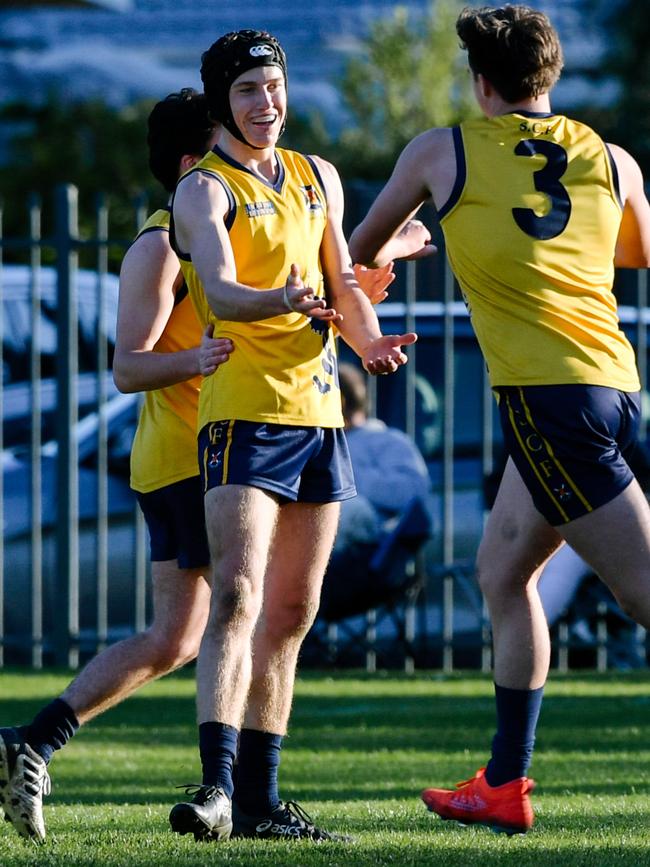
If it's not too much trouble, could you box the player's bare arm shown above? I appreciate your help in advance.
[174,171,339,322]
[313,155,417,375]
[609,143,650,269]
[349,128,455,267]
[113,230,233,393]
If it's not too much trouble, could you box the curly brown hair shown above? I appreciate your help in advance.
[456,5,564,103]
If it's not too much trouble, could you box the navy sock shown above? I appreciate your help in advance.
[198,722,239,797]
[485,683,544,787]
[233,728,283,815]
[19,698,80,764]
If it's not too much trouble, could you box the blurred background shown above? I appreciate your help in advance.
[1,0,649,672]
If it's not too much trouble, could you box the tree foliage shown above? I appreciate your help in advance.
[602,0,650,175]
[334,0,475,177]
[0,97,158,266]
[569,0,650,178]
[0,0,473,263]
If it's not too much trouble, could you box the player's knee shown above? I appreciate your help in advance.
[145,630,201,673]
[264,597,320,644]
[209,577,262,631]
[475,554,500,597]
[162,634,201,669]
[476,545,526,599]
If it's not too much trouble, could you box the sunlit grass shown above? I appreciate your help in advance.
[0,669,649,866]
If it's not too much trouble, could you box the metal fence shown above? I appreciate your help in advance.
[1,184,649,671]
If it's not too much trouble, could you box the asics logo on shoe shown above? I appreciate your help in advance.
[255,819,301,837]
[256,819,273,832]
[450,793,487,812]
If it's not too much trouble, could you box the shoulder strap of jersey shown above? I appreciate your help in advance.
[169,168,237,261]
[437,127,466,220]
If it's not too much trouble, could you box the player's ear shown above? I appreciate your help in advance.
[179,153,201,174]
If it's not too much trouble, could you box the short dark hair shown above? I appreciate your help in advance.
[338,362,369,421]
[147,88,217,192]
[456,5,563,103]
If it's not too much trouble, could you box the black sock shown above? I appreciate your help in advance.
[198,722,239,797]
[20,698,80,764]
[485,683,544,787]
[233,728,283,815]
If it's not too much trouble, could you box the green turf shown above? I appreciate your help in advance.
[0,669,649,866]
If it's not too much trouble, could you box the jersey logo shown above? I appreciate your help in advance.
[245,200,276,218]
[300,185,324,213]
[250,45,273,57]
[553,483,573,502]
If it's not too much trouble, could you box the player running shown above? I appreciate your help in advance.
[350,4,650,834]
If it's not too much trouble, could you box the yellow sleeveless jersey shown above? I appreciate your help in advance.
[129,208,203,493]
[175,145,344,430]
[439,113,640,391]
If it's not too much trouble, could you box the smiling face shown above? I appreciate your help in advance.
[228,65,287,151]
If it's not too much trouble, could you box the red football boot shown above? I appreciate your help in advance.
[421,767,535,834]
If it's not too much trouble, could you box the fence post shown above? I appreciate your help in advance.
[54,184,80,668]
[94,194,109,653]
[0,202,4,668]
[29,195,44,668]
[442,261,456,673]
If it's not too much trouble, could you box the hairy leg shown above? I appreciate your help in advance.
[477,459,562,689]
[196,485,279,727]
[62,561,210,724]
[244,501,340,734]
[559,477,650,626]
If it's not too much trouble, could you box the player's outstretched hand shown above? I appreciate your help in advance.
[395,220,437,261]
[362,332,418,376]
[199,324,234,376]
[283,263,343,323]
[354,261,395,305]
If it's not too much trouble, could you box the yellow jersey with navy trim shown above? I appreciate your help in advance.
[176,145,344,430]
[129,208,203,493]
[439,112,640,391]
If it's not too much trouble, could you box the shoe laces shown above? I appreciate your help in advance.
[17,747,51,799]
[452,769,534,798]
[176,783,224,805]
[455,776,479,790]
[448,770,486,806]
[453,767,486,789]
[284,799,315,828]
[41,769,52,798]
[283,800,338,841]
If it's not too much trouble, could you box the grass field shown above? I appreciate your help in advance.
[0,669,649,866]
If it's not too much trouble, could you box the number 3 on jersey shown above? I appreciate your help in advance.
[512,139,571,240]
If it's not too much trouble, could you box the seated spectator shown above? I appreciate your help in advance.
[319,363,432,620]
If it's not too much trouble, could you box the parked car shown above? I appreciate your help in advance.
[1,264,119,386]
[2,391,140,651]
[1,265,142,659]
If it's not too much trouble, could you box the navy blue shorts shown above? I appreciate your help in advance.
[496,384,640,526]
[136,475,210,568]
[197,420,357,504]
